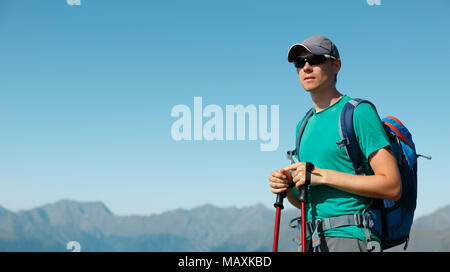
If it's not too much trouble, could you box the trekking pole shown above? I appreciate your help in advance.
[298,162,313,252]
[298,185,307,252]
[273,178,295,252]
[272,192,286,252]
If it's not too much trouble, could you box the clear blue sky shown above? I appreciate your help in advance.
[0,0,448,217]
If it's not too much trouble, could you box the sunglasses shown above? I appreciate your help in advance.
[293,54,336,69]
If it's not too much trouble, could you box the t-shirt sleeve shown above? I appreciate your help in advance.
[353,103,391,161]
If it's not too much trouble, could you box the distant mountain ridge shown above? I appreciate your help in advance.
[0,200,298,251]
[398,205,450,252]
[0,200,449,252]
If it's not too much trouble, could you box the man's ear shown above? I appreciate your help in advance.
[333,58,341,74]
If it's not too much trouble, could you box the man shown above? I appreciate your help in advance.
[268,35,401,252]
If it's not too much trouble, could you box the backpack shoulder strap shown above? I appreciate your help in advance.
[287,108,314,164]
[337,98,378,175]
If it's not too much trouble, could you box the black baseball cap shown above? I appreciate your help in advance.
[287,35,340,62]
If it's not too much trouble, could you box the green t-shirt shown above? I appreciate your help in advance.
[292,94,390,242]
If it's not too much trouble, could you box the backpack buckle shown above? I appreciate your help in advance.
[336,138,350,149]
[286,150,297,164]
[354,214,363,227]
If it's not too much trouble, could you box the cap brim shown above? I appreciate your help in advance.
[287,43,311,62]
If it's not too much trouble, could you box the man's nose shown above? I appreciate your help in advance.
[303,60,312,70]
[302,60,313,72]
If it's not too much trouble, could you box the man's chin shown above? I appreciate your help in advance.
[301,82,319,92]
[303,86,319,93]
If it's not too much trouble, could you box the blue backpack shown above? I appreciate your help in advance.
[287,98,431,251]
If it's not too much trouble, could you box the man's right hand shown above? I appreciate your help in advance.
[268,169,293,194]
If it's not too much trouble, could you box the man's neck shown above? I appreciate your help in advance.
[309,86,343,113]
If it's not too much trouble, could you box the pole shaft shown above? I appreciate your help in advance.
[301,201,306,252]
[273,206,282,252]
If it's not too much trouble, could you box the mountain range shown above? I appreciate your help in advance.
[0,199,449,252]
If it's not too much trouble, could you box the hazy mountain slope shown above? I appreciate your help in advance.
[0,200,448,252]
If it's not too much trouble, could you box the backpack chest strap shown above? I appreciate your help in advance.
[290,213,375,249]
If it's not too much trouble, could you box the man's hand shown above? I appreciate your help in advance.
[269,163,320,209]
[281,162,322,189]
[268,169,293,194]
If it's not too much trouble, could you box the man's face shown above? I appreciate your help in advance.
[295,48,340,93]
